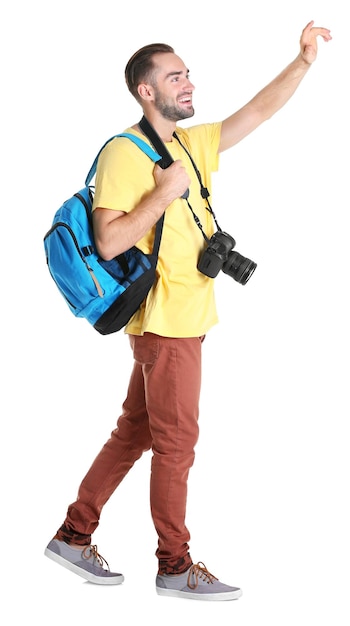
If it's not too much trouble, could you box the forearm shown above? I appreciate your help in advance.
[93,159,191,260]
[250,53,311,121]
[93,187,171,260]
[219,53,312,152]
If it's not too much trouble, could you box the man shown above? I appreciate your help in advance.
[45,21,331,601]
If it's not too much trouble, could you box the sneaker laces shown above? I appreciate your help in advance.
[82,545,110,571]
[187,562,218,589]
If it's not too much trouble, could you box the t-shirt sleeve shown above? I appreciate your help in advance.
[92,135,156,213]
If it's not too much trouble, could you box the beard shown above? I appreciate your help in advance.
[153,88,194,121]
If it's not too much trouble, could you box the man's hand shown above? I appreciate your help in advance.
[153,160,191,203]
[300,20,332,65]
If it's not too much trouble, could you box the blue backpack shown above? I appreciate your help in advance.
[43,133,163,335]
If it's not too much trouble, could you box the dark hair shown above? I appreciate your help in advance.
[125,43,174,101]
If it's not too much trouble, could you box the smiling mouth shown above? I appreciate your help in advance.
[178,96,193,106]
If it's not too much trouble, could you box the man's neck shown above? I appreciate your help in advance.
[138,112,176,143]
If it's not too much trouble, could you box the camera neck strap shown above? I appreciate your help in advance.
[139,116,222,244]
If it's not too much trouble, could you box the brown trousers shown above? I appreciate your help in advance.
[56,333,203,574]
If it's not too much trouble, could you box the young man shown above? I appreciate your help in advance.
[45,21,331,601]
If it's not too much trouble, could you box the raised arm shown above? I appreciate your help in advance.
[218,21,332,153]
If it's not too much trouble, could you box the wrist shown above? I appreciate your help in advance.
[297,50,315,68]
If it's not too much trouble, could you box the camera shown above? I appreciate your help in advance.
[197,231,257,286]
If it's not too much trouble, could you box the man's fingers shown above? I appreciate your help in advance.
[311,27,332,41]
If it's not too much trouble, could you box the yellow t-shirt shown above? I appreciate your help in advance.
[92,122,222,337]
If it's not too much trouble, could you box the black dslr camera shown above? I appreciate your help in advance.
[197,231,257,286]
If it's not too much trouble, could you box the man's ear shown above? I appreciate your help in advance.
[137,83,154,102]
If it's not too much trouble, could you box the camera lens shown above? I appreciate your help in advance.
[222,251,257,285]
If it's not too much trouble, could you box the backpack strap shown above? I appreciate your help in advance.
[138,116,174,169]
[139,116,189,200]
[85,133,162,186]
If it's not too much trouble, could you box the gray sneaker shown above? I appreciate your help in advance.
[45,539,124,585]
[156,561,242,601]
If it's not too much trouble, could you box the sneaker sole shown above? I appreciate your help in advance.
[156,587,242,601]
[44,547,124,586]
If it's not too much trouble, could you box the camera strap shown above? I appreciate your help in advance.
[139,116,222,244]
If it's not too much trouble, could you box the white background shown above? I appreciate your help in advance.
[1,1,349,624]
